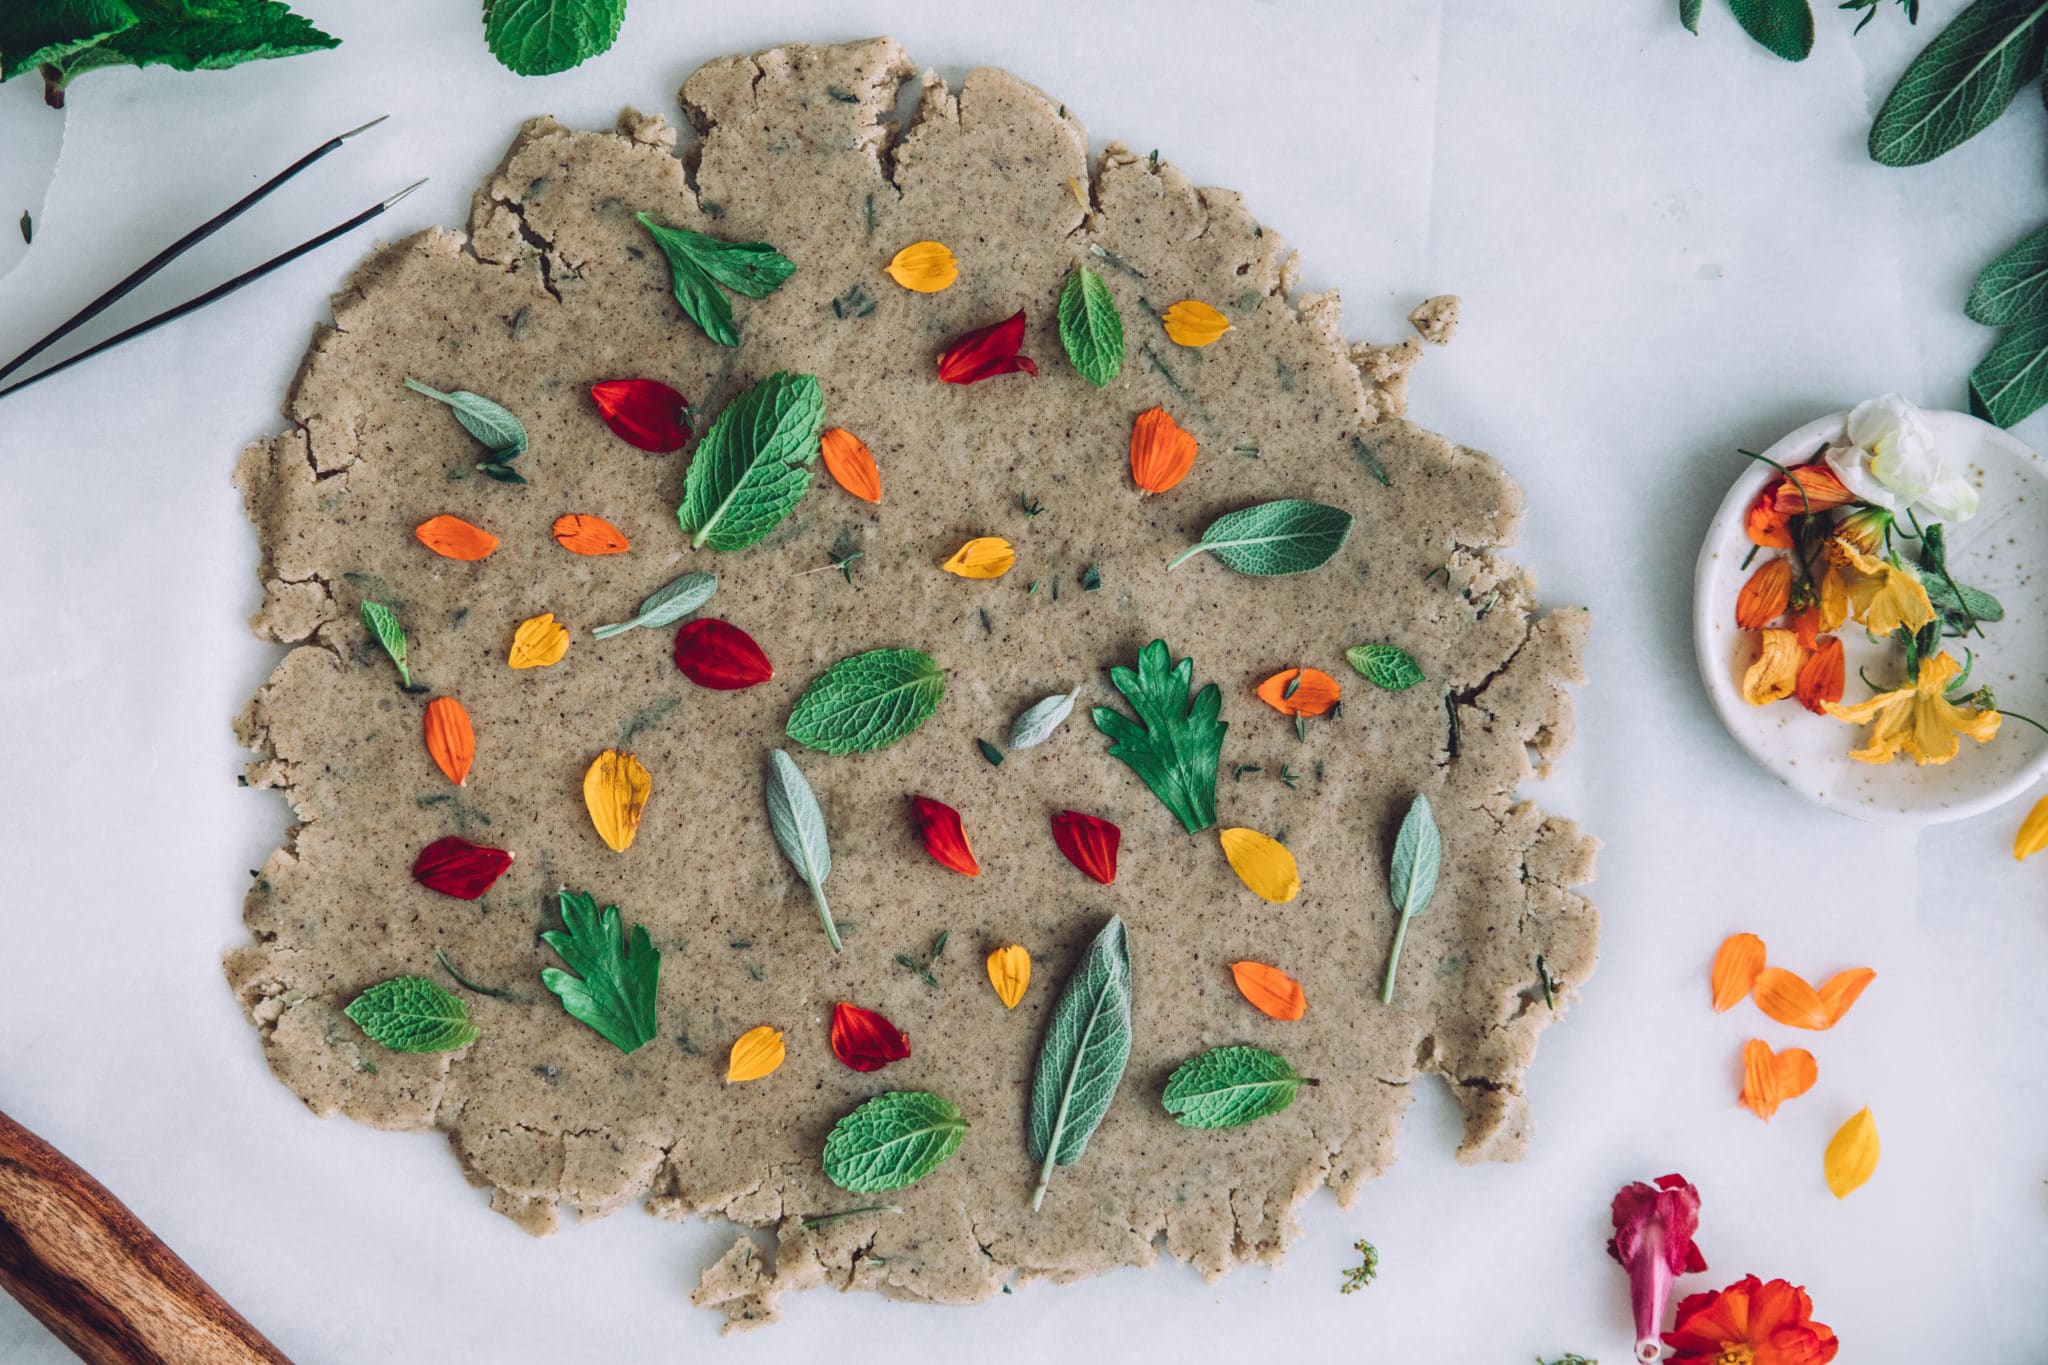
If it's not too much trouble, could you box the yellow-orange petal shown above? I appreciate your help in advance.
[1230,961,1307,1021]
[415,514,498,561]
[422,696,475,786]
[820,427,881,502]
[1824,1107,1880,1198]
[1735,556,1792,629]
[1710,932,1766,1012]
[1161,299,1232,348]
[1129,405,1198,494]
[941,536,1016,579]
[987,944,1031,1009]
[885,240,958,292]
[1738,1038,1817,1122]
[726,1025,786,1082]
[1739,628,1807,706]
[1753,966,1830,1030]
[1219,827,1301,904]
[552,513,631,556]
[2017,793,2048,861]
[1818,967,1875,1027]
[1255,667,1341,718]
[582,749,651,853]
[508,612,570,669]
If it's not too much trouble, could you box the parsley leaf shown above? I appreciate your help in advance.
[482,0,624,77]
[1092,639,1227,832]
[345,976,478,1053]
[637,213,796,347]
[541,888,660,1053]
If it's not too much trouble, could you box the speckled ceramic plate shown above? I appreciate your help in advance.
[1694,408,2048,824]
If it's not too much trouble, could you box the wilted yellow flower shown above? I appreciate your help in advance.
[1827,538,1935,637]
[885,240,958,293]
[726,1025,786,1083]
[1219,827,1301,904]
[941,536,1016,579]
[1823,650,1999,765]
[583,749,652,852]
[1739,629,1807,706]
[509,612,570,669]
[986,944,1031,1009]
[1161,299,1232,348]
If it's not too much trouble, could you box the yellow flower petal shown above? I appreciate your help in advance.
[1067,176,1088,211]
[1218,827,1300,904]
[2017,793,2048,861]
[941,536,1016,579]
[583,749,651,853]
[1824,1106,1879,1198]
[1161,299,1232,348]
[509,612,570,669]
[1823,651,1999,766]
[986,944,1031,1009]
[885,240,958,293]
[1739,628,1806,706]
[726,1025,786,1083]
[1832,539,1936,636]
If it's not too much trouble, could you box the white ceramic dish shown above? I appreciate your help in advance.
[1693,407,2048,824]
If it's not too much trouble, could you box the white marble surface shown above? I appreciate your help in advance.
[1,3,2043,1361]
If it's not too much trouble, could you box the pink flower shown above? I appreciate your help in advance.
[1607,1173,1707,1363]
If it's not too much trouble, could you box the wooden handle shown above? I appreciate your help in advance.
[0,1109,290,1364]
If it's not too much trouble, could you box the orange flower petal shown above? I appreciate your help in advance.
[1711,932,1766,1012]
[1230,961,1306,1020]
[552,513,630,556]
[1774,463,1856,514]
[1795,637,1845,716]
[986,944,1030,1009]
[1738,1038,1818,1122]
[422,696,475,786]
[1735,557,1792,629]
[1818,967,1875,1027]
[1745,485,1794,548]
[2018,793,2048,861]
[909,795,979,876]
[415,514,498,561]
[1254,667,1341,717]
[1129,405,1198,494]
[820,426,882,503]
[1753,966,1830,1030]
[725,1025,786,1082]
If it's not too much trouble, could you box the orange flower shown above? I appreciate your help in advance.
[1130,405,1198,494]
[1794,637,1844,715]
[1230,961,1307,1020]
[1754,966,1875,1030]
[1740,629,1808,706]
[1745,484,1793,547]
[1711,932,1765,1012]
[1771,463,1855,515]
[552,513,630,556]
[1255,667,1341,717]
[1665,1275,1838,1365]
[820,427,881,503]
[1735,557,1791,629]
[415,514,498,561]
[1738,1038,1817,1121]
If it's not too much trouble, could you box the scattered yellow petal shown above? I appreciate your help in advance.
[1739,628,1806,706]
[422,696,475,787]
[1711,931,1766,1012]
[1817,967,1875,1027]
[1218,827,1300,904]
[1738,1038,1817,1122]
[583,749,652,853]
[1824,1107,1879,1198]
[1161,299,1232,348]
[1231,961,1307,1020]
[725,1025,786,1082]
[2019,793,2048,861]
[885,240,958,293]
[1753,967,1830,1030]
[987,944,1031,1009]
[508,612,570,669]
[941,536,1016,579]
[820,427,882,503]
[1066,176,1088,211]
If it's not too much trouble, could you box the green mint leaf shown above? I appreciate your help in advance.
[1970,312,2048,426]
[359,600,410,688]
[1092,639,1226,833]
[1968,222,2048,325]
[0,0,136,82]
[1166,498,1354,575]
[1058,262,1124,387]
[79,0,336,78]
[1868,0,2048,167]
[1729,0,1816,60]
[541,888,660,1053]
[1009,686,1082,749]
[404,379,528,461]
[764,749,840,952]
[345,975,478,1053]
[1346,643,1426,692]
[1028,916,1133,1211]
[637,213,795,346]
[822,1091,968,1192]
[677,371,823,550]
[1162,1046,1311,1129]
[786,648,946,754]
[1681,0,1704,33]
[1380,794,1443,1005]
[591,571,717,639]
[482,0,624,76]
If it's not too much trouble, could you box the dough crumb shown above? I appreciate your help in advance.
[1408,293,1461,345]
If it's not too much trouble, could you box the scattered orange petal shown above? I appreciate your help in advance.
[1745,484,1794,547]
[422,696,475,786]
[1129,405,1198,494]
[552,513,630,556]
[1789,600,1822,650]
[1735,557,1792,629]
[1753,967,1830,1030]
[1773,463,1856,515]
[1818,967,1875,1027]
[1254,667,1341,717]
[986,944,1031,1009]
[1230,961,1307,1021]
[415,514,498,561]
[1711,932,1766,1012]
[1738,1038,1818,1121]
[820,427,882,503]
[1795,637,1845,715]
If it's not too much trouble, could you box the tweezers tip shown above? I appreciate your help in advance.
[339,114,391,141]
[382,178,428,209]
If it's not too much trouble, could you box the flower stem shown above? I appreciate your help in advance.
[1998,709,2048,736]
[1379,917,1411,1005]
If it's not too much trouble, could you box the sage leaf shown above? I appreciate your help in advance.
[403,378,528,460]
[345,976,478,1053]
[1728,0,1815,61]
[591,571,717,640]
[483,0,625,77]
[1969,222,2048,325]
[1058,262,1124,387]
[1009,686,1082,749]
[1093,640,1227,833]
[678,371,824,551]
[1970,312,2048,427]
[541,888,661,1053]
[638,212,796,347]
[1380,794,1442,1005]
[1162,1046,1314,1129]
[1868,0,2048,167]
[1166,499,1354,576]
[1347,643,1426,692]
[822,1091,968,1192]
[786,648,946,754]
[1680,0,1704,33]
[1028,915,1133,1211]
[360,600,411,688]
[765,749,840,952]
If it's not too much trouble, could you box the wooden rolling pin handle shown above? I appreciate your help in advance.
[0,1108,290,1364]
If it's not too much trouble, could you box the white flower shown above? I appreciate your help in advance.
[1823,394,1978,523]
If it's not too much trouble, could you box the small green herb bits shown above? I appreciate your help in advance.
[360,600,413,688]
[677,372,824,551]
[786,648,946,754]
[1347,643,1426,692]
[1162,1046,1315,1129]
[345,976,478,1053]
[822,1091,968,1193]
[1058,262,1124,386]
[637,212,796,347]
[1167,499,1354,576]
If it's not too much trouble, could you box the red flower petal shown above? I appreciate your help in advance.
[1050,809,1120,885]
[937,309,1036,385]
[412,836,513,900]
[591,379,690,452]
[829,1001,910,1072]
[673,619,773,690]
[910,796,980,876]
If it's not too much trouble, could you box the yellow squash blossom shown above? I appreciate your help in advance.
[1827,538,1934,637]
[1740,629,1807,706]
[1823,650,1999,765]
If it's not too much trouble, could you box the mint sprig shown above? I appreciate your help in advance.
[822,1092,968,1193]
[345,976,478,1053]
[4,0,339,91]
[786,648,946,754]
[638,213,796,348]
[482,0,624,76]
[1092,640,1226,833]
[677,371,823,551]
[541,888,660,1053]
[1162,1046,1315,1129]
[1058,262,1124,386]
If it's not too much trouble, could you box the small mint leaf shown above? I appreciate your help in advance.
[345,976,478,1053]
[482,0,624,76]
[822,1091,968,1192]
[786,649,946,754]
